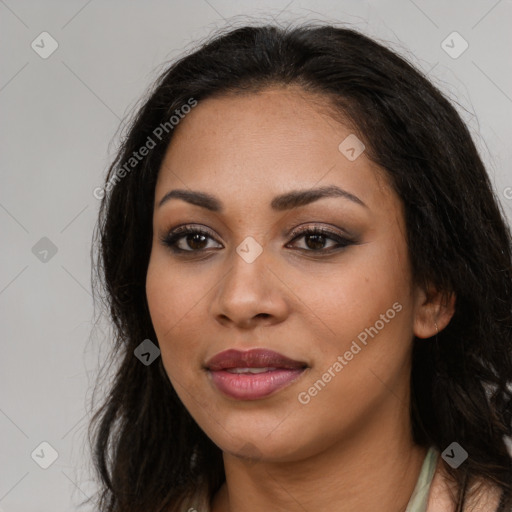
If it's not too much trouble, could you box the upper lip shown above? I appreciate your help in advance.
[205,349,308,371]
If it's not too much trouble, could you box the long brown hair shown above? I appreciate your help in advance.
[88,23,512,511]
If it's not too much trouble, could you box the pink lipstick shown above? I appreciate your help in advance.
[205,348,308,400]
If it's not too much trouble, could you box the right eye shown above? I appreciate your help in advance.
[160,225,223,254]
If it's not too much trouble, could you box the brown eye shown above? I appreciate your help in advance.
[161,226,222,253]
[184,233,208,251]
[286,226,354,253]
[160,224,354,256]
[303,233,329,250]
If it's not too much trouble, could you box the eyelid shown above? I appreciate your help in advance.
[286,225,354,250]
[164,223,218,238]
[160,222,355,255]
[285,222,354,240]
[159,223,222,249]
[161,222,350,242]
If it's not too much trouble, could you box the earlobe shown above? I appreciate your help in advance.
[413,285,456,340]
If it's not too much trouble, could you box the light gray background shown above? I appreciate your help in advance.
[1,1,511,511]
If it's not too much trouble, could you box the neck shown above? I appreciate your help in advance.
[211,398,428,512]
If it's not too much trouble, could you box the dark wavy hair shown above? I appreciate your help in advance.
[87,22,512,512]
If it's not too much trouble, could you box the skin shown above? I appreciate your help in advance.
[145,85,456,512]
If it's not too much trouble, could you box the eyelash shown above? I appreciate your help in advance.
[160,224,355,256]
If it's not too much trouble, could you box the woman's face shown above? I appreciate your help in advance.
[146,86,432,462]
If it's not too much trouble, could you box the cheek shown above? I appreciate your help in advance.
[302,240,412,343]
[146,263,207,415]
[146,256,201,366]
[146,247,209,326]
[295,240,415,410]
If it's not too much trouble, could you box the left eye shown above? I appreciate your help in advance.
[160,225,354,254]
[287,227,353,252]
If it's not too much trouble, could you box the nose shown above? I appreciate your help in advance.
[210,246,290,329]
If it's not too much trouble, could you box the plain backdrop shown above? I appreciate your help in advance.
[1,1,511,510]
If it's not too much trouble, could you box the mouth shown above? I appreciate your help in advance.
[204,348,309,400]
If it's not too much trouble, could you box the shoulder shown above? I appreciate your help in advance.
[426,459,505,512]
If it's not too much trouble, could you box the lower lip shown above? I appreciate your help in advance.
[208,368,306,400]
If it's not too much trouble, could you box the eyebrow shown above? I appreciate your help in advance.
[157,185,368,212]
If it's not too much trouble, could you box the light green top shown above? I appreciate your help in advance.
[405,446,439,512]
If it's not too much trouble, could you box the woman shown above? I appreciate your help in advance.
[88,23,512,511]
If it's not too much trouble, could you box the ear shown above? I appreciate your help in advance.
[413,283,456,339]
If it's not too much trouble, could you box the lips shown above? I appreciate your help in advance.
[205,349,308,400]
[205,348,307,371]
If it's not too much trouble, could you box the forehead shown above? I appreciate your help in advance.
[154,86,395,214]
